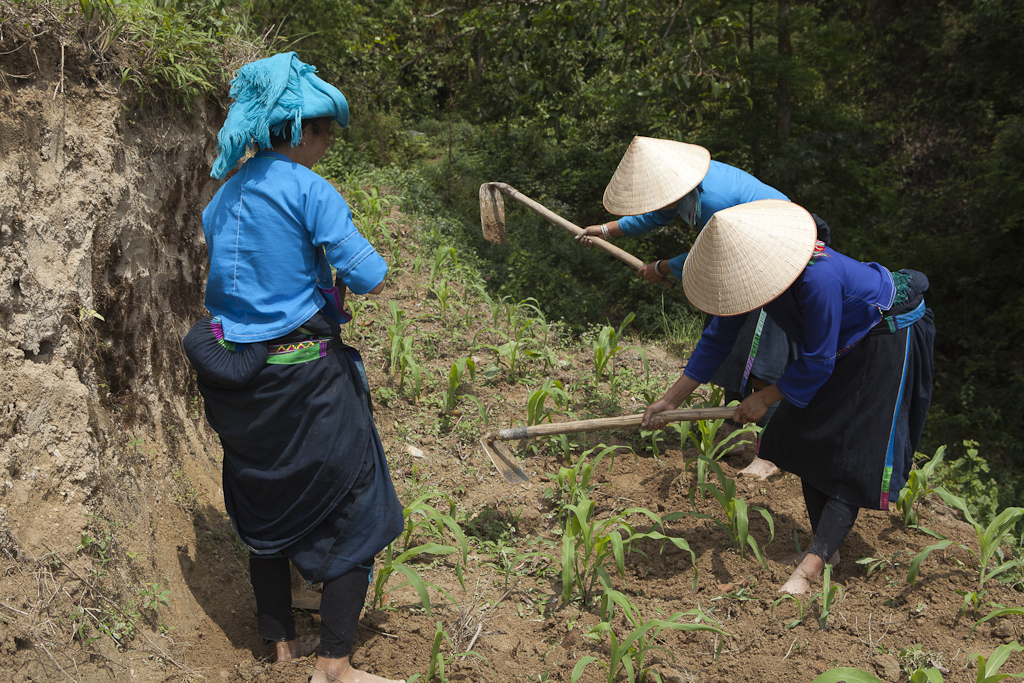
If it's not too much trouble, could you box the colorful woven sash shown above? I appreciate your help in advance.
[739,310,768,395]
[267,337,336,365]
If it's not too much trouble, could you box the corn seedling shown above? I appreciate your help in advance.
[684,458,774,566]
[386,301,422,398]
[813,564,843,630]
[972,641,1024,683]
[638,427,667,463]
[428,245,455,287]
[408,621,492,683]
[810,667,946,683]
[526,378,570,426]
[809,669,889,683]
[349,186,401,260]
[771,593,807,630]
[475,297,547,381]
[591,312,648,394]
[896,445,946,536]
[341,298,379,342]
[907,487,1024,614]
[686,390,761,487]
[372,493,468,615]
[429,277,462,319]
[525,378,573,460]
[441,357,475,418]
[561,496,697,606]
[544,445,618,520]
[573,588,729,683]
[972,604,1024,636]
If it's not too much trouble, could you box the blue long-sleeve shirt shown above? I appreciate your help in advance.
[617,161,789,278]
[683,247,896,407]
[202,151,387,342]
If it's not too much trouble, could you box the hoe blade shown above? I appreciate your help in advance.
[479,183,507,244]
[479,437,528,484]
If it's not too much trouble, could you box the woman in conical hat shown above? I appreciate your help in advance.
[640,200,935,594]
[578,136,822,479]
[186,53,405,683]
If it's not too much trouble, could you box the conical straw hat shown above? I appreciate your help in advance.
[603,136,711,215]
[682,199,817,316]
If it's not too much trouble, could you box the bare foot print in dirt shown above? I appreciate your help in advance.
[779,554,826,594]
[737,455,778,480]
[311,656,404,683]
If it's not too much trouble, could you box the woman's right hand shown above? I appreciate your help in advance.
[641,374,700,429]
[641,398,679,430]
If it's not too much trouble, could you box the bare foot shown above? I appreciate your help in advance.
[310,655,404,683]
[737,455,778,480]
[271,635,319,662]
[786,549,840,567]
[779,554,826,594]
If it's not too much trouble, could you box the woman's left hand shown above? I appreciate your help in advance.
[637,262,665,284]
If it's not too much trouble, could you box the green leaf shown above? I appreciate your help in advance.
[906,540,954,585]
[810,667,888,683]
[391,562,434,615]
[570,656,598,683]
[973,608,1024,636]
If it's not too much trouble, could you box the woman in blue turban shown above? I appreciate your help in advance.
[185,53,404,683]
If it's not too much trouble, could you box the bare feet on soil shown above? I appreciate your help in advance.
[311,655,405,683]
[736,455,779,480]
[779,553,826,594]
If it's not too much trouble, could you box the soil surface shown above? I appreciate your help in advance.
[1,10,1022,683]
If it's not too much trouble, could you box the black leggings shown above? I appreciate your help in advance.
[802,481,860,562]
[249,555,372,658]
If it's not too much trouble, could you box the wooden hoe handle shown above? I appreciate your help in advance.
[488,182,674,290]
[484,407,737,442]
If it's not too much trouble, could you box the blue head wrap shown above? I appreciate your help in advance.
[211,52,349,179]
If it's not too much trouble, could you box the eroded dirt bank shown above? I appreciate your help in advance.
[1,14,240,681]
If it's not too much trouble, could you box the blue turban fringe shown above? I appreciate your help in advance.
[211,52,349,179]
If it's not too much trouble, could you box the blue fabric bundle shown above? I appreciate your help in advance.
[211,52,349,179]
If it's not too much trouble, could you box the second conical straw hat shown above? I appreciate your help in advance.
[682,199,817,316]
[603,136,711,215]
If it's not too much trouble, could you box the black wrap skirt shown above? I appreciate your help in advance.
[759,279,935,511]
[185,312,403,583]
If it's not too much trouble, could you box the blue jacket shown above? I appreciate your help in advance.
[684,247,897,407]
[202,152,387,342]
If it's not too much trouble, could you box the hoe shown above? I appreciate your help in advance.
[479,182,674,289]
[479,407,736,483]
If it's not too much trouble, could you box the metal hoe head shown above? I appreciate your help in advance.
[479,183,507,244]
[479,435,528,484]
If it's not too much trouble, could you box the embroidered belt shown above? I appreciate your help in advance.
[267,337,339,365]
[878,299,927,334]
